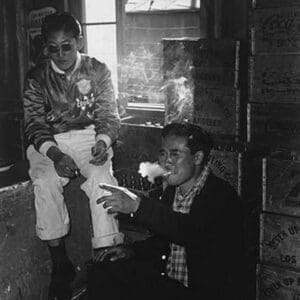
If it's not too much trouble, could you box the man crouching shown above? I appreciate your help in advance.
[88,122,245,300]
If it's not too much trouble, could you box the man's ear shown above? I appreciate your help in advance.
[76,36,84,51]
[194,151,204,165]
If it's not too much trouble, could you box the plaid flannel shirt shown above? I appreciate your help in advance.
[166,163,211,287]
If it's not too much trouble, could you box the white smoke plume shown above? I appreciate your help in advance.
[163,76,194,123]
[138,162,171,184]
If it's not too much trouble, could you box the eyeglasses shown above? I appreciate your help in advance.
[47,43,74,54]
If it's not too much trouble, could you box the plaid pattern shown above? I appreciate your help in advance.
[166,163,211,287]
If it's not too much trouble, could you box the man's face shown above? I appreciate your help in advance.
[45,30,81,71]
[158,135,198,187]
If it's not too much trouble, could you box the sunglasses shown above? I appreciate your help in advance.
[47,43,74,54]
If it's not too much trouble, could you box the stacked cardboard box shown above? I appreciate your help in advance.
[249,1,300,299]
[162,38,242,144]
[248,2,300,150]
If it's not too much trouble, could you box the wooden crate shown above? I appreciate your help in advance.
[253,0,300,9]
[193,87,240,141]
[162,38,241,88]
[249,55,300,104]
[247,103,300,150]
[251,7,300,54]
[262,158,300,216]
[190,39,241,89]
[209,150,242,195]
[257,263,300,299]
[163,38,242,124]
[259,213,300,269]
[162,37,201,78]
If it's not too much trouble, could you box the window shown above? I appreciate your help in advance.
[82,0,118,91]
[121,0,201,110]
[83,0,201,120]
[126,0,201,13]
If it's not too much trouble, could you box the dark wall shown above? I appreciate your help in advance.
[0,0,25,163]
[0,0,83,165]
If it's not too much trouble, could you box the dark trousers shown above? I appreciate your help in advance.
[87,258,194,300]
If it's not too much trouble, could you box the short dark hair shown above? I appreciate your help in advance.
[41,12,82,41]
[162,122,213,162]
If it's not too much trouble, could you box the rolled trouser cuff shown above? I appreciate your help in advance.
[92,232,124,249]
[36,224,70,241]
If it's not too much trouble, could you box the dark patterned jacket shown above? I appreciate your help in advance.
[23,54,120,151]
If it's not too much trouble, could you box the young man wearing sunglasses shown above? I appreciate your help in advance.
[23,12,124,300]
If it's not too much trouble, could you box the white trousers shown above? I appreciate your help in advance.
[26,126,124,248]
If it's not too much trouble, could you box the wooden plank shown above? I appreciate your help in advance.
[209,150,242,194]
[193,87,240,139]
[251,7,300,54]
[253,0,300,9]
[262,158,300,217]
[259,213,300,269]
[257,263,300,299]
[249,55,300,104]
[247,103,300,150]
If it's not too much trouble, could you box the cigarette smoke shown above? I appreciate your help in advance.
[138,162,168,184]
[163,76,194,123]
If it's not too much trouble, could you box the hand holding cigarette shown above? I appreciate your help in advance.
[90,140,109,165]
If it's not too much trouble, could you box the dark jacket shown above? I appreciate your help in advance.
[132,174,245,299]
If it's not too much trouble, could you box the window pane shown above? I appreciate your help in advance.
[85,0,116,23]
[126,0,200,12]
[85,25,118,91]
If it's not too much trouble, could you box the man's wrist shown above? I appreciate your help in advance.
[130,196,141,218]
[46,146,65,163]
[97,139,107,149]
[96,134,111,149]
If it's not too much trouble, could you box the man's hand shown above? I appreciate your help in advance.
[90,140,108,166]
[97,184,141,215]
[47,146,79,178]
[94,245,134,262]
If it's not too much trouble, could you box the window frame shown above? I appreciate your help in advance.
[82,0,201,123]
[81,0,118,91]
[125,0,201,14]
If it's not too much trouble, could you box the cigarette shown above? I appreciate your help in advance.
[162,171,172,177]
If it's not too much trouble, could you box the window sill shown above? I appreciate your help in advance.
[125,9,201,14]
[122,103,165,127]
